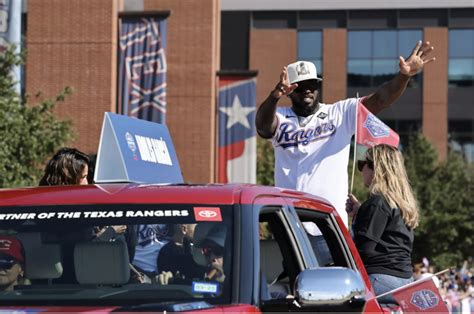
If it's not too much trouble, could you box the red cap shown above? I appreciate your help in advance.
[0,236,24,263]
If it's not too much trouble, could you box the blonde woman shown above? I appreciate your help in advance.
[346,144,419,303]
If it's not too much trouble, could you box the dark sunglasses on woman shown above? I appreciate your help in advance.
[357,159,374,172]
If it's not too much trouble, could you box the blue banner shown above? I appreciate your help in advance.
[119,17,167,123]
[0,0,22,93]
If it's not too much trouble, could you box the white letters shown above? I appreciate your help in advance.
[135,135,172,165]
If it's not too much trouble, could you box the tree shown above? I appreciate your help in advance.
[405,133,474,269]
[257,136,274,186]
[0,47,73,188]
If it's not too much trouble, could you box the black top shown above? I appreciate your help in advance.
[157,238,205,280]
[353,194,414,279]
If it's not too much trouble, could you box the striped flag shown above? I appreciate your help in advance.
[119,17,167,123]
[218,76,257,183]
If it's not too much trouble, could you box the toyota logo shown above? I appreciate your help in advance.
[198,210,217,218]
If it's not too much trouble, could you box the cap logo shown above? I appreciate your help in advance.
[296,62,310,76]
[0,239,12,250]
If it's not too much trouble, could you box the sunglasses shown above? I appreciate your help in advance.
[0,259,17,270]
[201,246,224,258]
[294,80,319,94]
[357,159,374,172]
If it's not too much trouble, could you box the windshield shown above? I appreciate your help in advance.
[0,204,233,308]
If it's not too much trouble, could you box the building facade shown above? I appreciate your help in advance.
[221,1,474,161]
[21,0,474,185]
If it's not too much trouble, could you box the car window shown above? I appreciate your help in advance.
[258,207,303,302]
[0,204,232,307]
[295,208,350,268]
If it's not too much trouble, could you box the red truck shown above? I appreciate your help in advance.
[0,183,396,313]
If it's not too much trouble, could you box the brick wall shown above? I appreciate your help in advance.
[249,29,297,108]
[423,27,448,160]
[144,0,220,183]
[26,0,119,154]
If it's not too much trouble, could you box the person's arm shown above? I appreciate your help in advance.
[362,41,435,115]
[256,66,298,138]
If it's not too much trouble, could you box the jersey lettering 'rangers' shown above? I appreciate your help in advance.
[272,98,357,225]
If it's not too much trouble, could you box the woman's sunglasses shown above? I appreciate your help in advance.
[357,159,374,172]
[0,258,17,270]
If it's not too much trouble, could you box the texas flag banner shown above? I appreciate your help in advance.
[389,277,449,313]
[218,76,257,183]
[356,101,400,148]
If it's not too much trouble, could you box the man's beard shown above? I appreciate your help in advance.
[292,98,319,117]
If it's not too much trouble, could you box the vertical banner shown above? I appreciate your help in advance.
[218,76,257,183]
[119,17,167,123]
[0,0,22,94]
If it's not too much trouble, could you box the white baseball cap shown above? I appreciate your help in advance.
[287,61,322,84]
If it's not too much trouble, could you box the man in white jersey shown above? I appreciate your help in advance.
[256,41,435,226]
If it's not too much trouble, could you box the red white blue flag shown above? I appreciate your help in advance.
[119,17,167,123]
[356,101,399,148]
[218,76,257,183]
[392,277,449,313]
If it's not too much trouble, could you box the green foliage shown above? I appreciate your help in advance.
[405,133,474,269]
[256,136,274,186]
[0,46,73,188]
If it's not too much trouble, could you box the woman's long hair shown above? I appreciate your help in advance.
[39,147,90,186]
[366,144,419,229]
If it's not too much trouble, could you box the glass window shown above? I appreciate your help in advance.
[449,120,474,162]
[298,31,322,77]
[298,31,322,59]
[373,31,397,58]
[348,29,422,88]
[449,29,474,58]
[398,30,423,57]
[0,204,233,306]
[449,29,474,87]
[348,31,372,58]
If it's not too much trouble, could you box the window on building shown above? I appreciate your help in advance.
[448,29,474,162]
[347,30,422,88]
[449,29,474,87]
[297,30,322,79]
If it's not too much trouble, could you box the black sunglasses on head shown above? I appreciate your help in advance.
[357,159,374,172]
[294,80,319,94]
[201,246,224,257]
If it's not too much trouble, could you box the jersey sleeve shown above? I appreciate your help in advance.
[333,97,358,136]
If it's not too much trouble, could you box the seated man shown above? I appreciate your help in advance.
[157,224,205,281]
[0,236,26,291]
[157,223,227,285]
[196,224,226,282]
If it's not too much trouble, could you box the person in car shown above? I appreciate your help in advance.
[197,224,226,283]
[346,144,420,303]
[157,224,205,281]
[0,236,26,291]
[157,224,227,285]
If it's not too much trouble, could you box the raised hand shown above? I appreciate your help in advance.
[272,66,298,98]
[399,41,435,77]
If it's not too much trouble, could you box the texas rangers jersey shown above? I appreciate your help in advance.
[272,98,358,226]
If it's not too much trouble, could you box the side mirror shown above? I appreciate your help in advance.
[294,267,366,310]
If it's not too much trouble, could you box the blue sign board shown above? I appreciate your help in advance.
[94,112,183,184]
